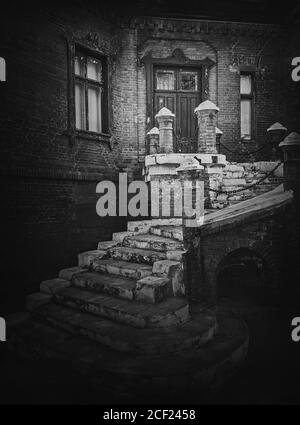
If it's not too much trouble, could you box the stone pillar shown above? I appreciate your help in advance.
[279,132,300,301]
[194,100,219,154]
[177,158,205,302]
[267,122,287,161]
[147,127,159,154]
[279,132,300,192]
[155,107,175,154]
[216,127,223,154]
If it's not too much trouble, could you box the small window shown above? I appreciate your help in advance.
[74,50,108,134]
[179,71,198,91]
[240,73,253,140]
[155,70,175,90]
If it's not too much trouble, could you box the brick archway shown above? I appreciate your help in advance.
[215,246,277,305]
[198,217,284,305]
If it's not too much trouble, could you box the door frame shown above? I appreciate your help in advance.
[153,65,202,143]
[140,48,215,132]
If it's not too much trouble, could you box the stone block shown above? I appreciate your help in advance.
[92,258,153,280]
[59,266,84,281]
[254,161,280,173]
[155,153,184,165]
[112,231,136,243]
[25,292,52,312]
[78,250,107,267]
[228,195,243,202]
[224,164,244,173]
[40,278,71,294]
[222,178,246,186]
[135,276,171,303]
[217,193,228,202]
[97,240,120,250]
[144,155,157,166]
[127,220,153,233]
[165,250,186,261]
[152,260,184,296]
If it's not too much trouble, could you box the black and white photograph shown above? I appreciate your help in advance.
[0,0,300,409]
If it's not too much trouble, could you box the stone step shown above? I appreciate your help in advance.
[72,271,171,304]
[53,287,189,328]
[6,308,248,398]
[108,246,166,265]
[112,231,137,243]
[40,278,71,295]
[78,249,108,267]
[97,240,120,250]
[123,234,184,252]
[108,246,185,265]
[135,275,172,303]
[152,260,184,296]
[72,271,136,301]
[35,303,216,355]
[91,258,153,280]
[149,226,183,241]
[59,266,85,281]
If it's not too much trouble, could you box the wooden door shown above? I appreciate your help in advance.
[153,67,201,152]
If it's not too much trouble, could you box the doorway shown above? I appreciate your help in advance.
[153,66,201,152]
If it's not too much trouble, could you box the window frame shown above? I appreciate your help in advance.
[240,71,255,142]
[154,67,200,93]
[66,41,110,145]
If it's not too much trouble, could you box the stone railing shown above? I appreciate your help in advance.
[145,103,290,210]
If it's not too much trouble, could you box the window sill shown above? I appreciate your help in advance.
[76,130,111,143]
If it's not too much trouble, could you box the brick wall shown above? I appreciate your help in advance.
[0,3,128,308]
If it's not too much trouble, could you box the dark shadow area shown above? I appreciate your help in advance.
[217,248,267,308]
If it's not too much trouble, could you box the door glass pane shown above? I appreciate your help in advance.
[88,86,102,132]
[156,70,175,90]
[157,96,165,110]
[241,99,251,139]
[75,82,86,130]
[74,54,85,77]
[179,71,198,91]
[87,57,102,82]
[240,74,252,95]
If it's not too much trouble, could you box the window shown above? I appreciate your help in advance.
[240,73,253,140]
[155,70,175,90]
[154,68,199,92]
[74,50,108,134]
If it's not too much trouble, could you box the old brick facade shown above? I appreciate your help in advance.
[0,1,298,308]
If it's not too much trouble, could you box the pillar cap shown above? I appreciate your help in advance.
[267,122,287,132]
[194,100,220,113]
[216,127,223,135]
[147,126,159,136]
[155,107,175,119]
[279,132,300,147]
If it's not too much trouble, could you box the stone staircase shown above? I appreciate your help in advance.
[6,221,249,398]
